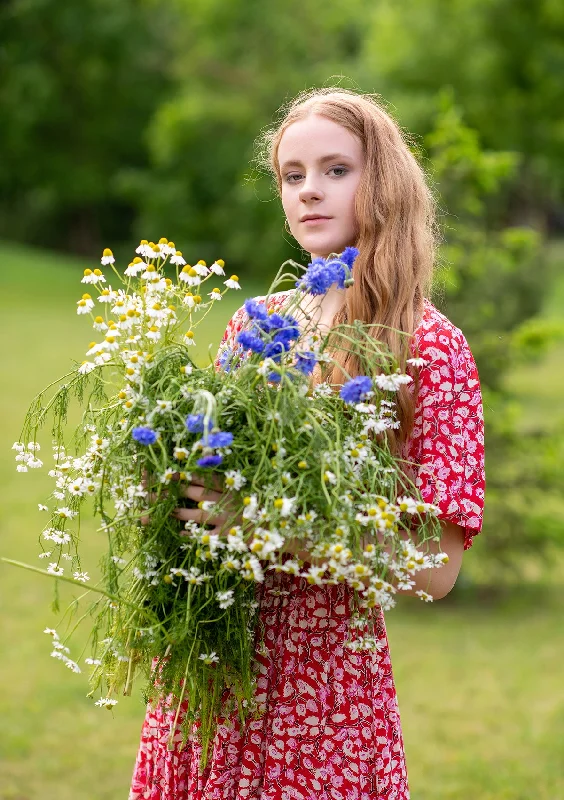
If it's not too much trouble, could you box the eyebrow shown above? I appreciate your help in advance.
[279,153,353,171]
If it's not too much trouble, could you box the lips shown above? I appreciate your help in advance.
[300,215,331,223]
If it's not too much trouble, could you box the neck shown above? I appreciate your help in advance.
[300,285,347,335]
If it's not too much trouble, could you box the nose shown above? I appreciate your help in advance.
[299,174,324,204]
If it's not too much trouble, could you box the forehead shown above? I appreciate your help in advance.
[278,115,363,168]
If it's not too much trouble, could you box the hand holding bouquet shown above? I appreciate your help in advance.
[7,238,446,768]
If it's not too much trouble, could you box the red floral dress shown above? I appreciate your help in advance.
[129,293,485,800]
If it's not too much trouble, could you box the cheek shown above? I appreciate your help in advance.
[344,183,360,229]
[280,188,293,218]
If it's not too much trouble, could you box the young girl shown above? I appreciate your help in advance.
[129,88,485,800]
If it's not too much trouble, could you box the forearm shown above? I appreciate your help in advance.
[281,523,458,600]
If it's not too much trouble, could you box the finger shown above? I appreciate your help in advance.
[179,484,223,503]
[190,472,224,492]
[179,524,223,538]
[172,507,230,527]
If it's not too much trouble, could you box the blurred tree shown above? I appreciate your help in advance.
[426,92,564,584]
[118,0,370,272]
[359,0,564,231]
[0,0,175,253]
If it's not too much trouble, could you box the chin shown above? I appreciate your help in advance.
[300,236,348,259]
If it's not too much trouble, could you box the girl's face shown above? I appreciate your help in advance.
[278,114,364,260]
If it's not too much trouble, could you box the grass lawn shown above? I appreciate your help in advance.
[1,241,563,798]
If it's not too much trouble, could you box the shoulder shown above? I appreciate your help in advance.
[411,299,479,382]
[413,298,471,357]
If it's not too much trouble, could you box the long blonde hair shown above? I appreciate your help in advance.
[260,88,437,456]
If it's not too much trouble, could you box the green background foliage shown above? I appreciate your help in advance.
[1,0,563,795]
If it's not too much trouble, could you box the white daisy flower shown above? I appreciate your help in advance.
[38,551,52,558]
[124,260,147,277]
[47,563,64,576]
[76,294,95,314]
[160,468,176,484]
[85,657,102,665]
[170,250,186,266]
[146,325,162,342]
[154,399,173,413]
[82,268,106,284]
[55,507,77,519]
[242,494,258,520]
[220,556,242,571]
[97,287,118,303]
[225,526,247,551]
[44,628,58,637]
[223,275,240,290]
[182,292,197,308]
[191,261,209,277]
[303,566,327,585]
[140,264,159,280]
[135,239,150,256]
[273,496,296,517]
[173,447,189,461]
[67,478,85,496]
[407,357,429,368]
[224,470,246,490]
[12,442,24,452]
[373,372,413,392]
[216,590,235,609]
[73,571,90,583]
[38,503,48,511]
[100,248,115,265]
[241,556,264,583]
[208,288,222,301]
[94,697,118,708]
[198,651,219,665]
[209,260,225,275]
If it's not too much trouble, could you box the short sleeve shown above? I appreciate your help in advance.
[406,316,486,550]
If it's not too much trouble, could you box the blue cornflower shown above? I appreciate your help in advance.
[267,371,281,383]
[255,312,299,339]
[294,351,318,375]
[217,350,233,372]
[272,327,299,347]
[244,298,268,320]
[185,414,213,434]
[204,431,233,448]
[325,259,347,289]
[296,260,343,295]
[236,329,265,353]
[197,454,223,468]
[264,341,286,361]
[340,375,373,404]
[340,247,359,269]
[132,426,158,445]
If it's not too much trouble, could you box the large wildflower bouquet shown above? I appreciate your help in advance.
[8,239,445,768]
